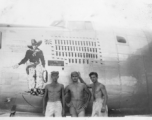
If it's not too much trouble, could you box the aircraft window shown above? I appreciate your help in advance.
[75,59,77,63]
[69,59,71,63]
[88,54,90,58]
[87,47,89,52]
[69,52,70,57]
[83,53,85,58]
[76,47,78,51]
[89,41,91,46]
[75,53,77,57]
[62,52,64,56]
[90,48,92,52]
[86,53,88,58]
[72,52,73,57]
[62,46,64,50]
[55,40,57,44]
[75,41,77,45]
[65,52,67,56]
[72,59,74,63]
[73,46,75,51]
[92,48,94,52]
[96,48,97,52]
[83,59,85,64]
[87,59,89,64]
[59,52,61,56]
[56,51,58,56]
[72,41,74,45]
[96,54,98,58]
[92,42,93,46]
[117,36,126,43]
[78,41,80,45]
[70,46,72,51]
[79,47,81,51]
[58,40,60,44]
[56,46,58,50]
[68,46,69,51]
[79,59,81,64]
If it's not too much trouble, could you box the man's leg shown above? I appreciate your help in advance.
[27,67,36,90]
[78,110,85,117]
[54,101,62,117]
[70,106,77,117]
[45,102,54,117]
[91,101,98,117]
[35,64,44,89]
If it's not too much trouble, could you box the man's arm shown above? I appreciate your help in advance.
[78,72,92,88]
[82,84,91,108]
[64,85,71,107]
[43,86,48,115]
[18,50,30,65]
[101,85,108,112]
[61,85,65,116]
[14,50,29,68]
[39,51,45,68]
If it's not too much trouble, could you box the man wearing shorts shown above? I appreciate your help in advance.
[43,71,65,117]
[79,72,108,117]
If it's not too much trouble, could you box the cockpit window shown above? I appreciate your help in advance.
[117,36,126,43]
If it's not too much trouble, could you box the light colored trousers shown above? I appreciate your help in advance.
[45,101,62,117]
[27,64,44,89]
[91,98,108,117]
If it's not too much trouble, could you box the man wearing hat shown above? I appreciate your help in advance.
[43,71,65,117]
[64,71,91,117]
[14,39,46,95]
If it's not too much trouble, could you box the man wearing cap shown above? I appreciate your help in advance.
[64,71,91,117]
[78,72,108,117]
[13,39,46,95]
[43,71,65,117]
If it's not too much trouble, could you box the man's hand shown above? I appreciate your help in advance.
[13,64,19,69]
[101,105,106,113]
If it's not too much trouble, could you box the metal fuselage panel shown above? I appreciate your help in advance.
[0,26,152,116]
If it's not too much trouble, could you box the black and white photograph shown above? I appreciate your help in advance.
[0,0,152,117]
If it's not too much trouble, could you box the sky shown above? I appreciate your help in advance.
[0,0,152,29]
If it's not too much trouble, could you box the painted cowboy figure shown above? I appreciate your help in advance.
[14,39,46,95]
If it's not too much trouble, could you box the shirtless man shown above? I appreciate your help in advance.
[79,72,108,117]
[64,71,91,117]
[43,71,65,117]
